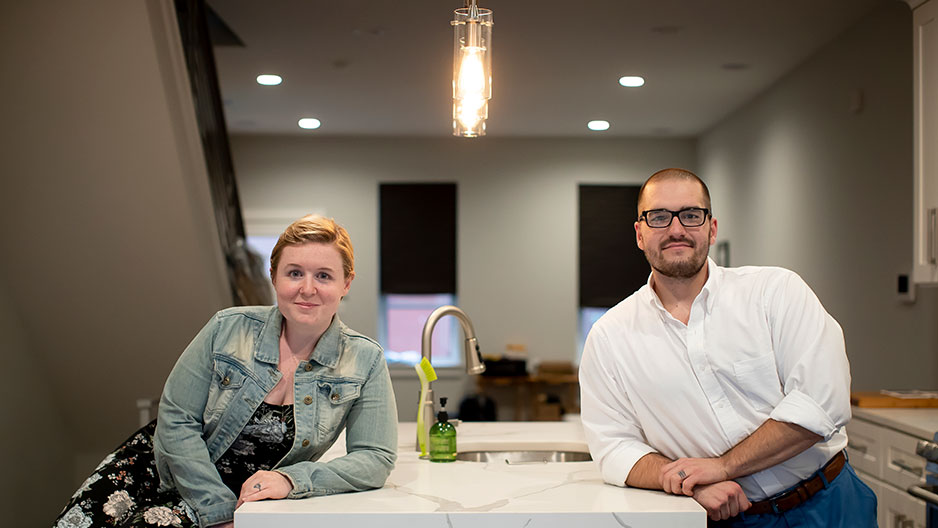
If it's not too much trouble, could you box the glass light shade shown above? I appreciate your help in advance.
[452,5,493,137]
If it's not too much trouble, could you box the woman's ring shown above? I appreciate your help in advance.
[677,470,687,480]
[254,483,262,491]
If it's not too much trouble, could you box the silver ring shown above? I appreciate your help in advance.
[254,483,262,491]
[677,470,687,479]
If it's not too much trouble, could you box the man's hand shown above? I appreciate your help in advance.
[691,481,751,521]
[660,457,729,495]
[236,470,294,508]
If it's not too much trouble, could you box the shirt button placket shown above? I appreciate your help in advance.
[689,317,722,410]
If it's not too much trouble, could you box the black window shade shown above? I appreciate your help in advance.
[579,184,649,307]
[380,183,457,294]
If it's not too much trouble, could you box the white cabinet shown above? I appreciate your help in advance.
[847,411,931,527]
[848,417,884,476]
[912,0,938,283]
[882,482,928,528]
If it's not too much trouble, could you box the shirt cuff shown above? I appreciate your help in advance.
[598,443,657,488]
[769,389,839,440]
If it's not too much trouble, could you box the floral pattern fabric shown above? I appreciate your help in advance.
[53,402,295,528]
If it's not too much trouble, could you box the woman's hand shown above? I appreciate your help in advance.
[236,470,294,508]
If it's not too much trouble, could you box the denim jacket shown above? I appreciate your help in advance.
[153,306,398,527]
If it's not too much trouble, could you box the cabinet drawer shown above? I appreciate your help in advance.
[882,427,929,490]
[881,479,926,528]
[847,419,884,478]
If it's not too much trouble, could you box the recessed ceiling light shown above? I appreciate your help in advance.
[587,120,610,131]
[256,74,283,86]
[619,76,645,88]
[298,118,321,130]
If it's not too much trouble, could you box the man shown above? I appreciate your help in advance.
[579,168,876,526]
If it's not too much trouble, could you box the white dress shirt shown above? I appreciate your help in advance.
[579,259,851,501]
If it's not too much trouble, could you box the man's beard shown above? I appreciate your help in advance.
[644,231,710,279]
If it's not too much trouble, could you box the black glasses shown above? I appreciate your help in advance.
[639,207,710,228]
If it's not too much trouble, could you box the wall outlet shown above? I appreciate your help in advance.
[898,274,916,303]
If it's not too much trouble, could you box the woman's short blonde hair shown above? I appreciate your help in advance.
[269,215,355,280]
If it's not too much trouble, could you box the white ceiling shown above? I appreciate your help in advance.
[209,0,890,138]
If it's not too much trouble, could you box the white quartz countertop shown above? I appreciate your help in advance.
[236,421,705,528]
[852,406,938,440]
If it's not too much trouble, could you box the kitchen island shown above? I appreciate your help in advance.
[236,421,705,527]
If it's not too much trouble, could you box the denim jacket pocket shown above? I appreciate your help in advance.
[315,378,363,436]
[731,353,782,412]
[205,358,250,419]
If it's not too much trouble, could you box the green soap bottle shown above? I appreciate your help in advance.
[429,397,457,462]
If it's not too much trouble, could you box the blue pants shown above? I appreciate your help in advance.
[709,461,877,528]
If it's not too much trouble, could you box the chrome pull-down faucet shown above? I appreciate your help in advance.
[417,305,485,451]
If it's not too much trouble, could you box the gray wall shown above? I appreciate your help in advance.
[699,1,938,390]
[0,1,232,522]
[0,281,72,523]
[229,135,697,420]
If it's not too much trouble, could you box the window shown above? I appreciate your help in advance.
[380,293,459,366]
[244,235,278,275]
[379,183,459,367]
[577,306,608,359]
[577,184,649,358]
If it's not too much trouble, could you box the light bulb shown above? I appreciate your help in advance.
[456,47,485,98]
[588,120,610,131]
[618,76,645,87]
[297,118,321,130]
[456,96,486,131]
[256,74,282,86]
[455,47,487,131]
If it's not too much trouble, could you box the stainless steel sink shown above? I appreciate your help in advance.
[455,450,592,464]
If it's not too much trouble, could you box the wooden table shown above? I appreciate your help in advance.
[476,374,580,421]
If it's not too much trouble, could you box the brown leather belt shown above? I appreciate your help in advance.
[745,451,846,516]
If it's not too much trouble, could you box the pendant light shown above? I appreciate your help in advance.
[451,0,493,137]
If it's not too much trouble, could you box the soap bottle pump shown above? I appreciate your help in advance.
[429,397,457,462]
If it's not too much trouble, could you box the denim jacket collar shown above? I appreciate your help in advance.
[310,316,343,369]
[256,306,343,368]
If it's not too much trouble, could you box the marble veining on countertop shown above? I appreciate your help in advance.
[235,421,705,528]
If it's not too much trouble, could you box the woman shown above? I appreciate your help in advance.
[54,215,398,528]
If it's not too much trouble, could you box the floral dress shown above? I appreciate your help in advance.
[53,402,295,528]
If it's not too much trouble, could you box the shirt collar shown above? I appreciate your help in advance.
[700,257,721,314]
[643,257,721,315]
[256,306,344,368]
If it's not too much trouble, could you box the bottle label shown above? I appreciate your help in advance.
[429,436,457,461]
